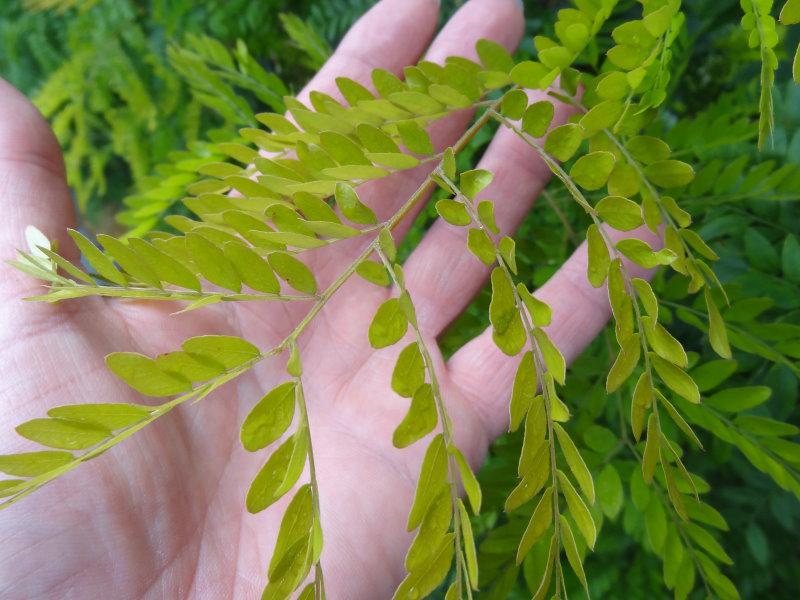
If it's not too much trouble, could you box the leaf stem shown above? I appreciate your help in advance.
[0,357,258,509]
[494,111,661,425]
[294,375,326,599]
[440,170,565,591]
[375,244,467,598]
[29,284,316,304]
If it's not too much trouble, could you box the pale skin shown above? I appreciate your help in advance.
[0,0,659,598]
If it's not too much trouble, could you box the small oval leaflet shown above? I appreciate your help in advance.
[392,343,425,398]
[587,223,610,287]
[182,335,261,371]
[466,228,495,265]
[16,418,110,451]
[368,298,409,349]
[557,469,597,549]
[393,384,437,449]
[407,434,448,531]
[106,352,193,397]
[156,351,226,382]
[554,423,595,505]
[570,151,616,191]
[240,382,297,452]
[356,260,391,287]
[47,403,151,430]
[521,100,554,138]
[543,123,583,162]
[405,489,451,573]
[516,488,552,565]
[596,195,643,231]
[186,232,242,292]
[246,434,307,514]
[334,183,377,225]
[459,169,493,200]
[0,450,74,477]
[268,252,317,294]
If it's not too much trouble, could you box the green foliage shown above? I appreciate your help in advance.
[0,0,327,224]
[1,0,800,599]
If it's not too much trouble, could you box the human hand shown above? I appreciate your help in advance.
[0,1,657,598]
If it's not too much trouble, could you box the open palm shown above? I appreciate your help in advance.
[0,1,656,598]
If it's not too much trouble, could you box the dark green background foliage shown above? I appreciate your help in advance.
[1,0,799,598]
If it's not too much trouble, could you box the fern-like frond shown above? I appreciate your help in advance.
[23,0,98,12]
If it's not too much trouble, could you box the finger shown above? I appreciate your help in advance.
[401,91,576,335]
[447,225,662,440]
[0,78,77,298]
[312,0,526,283]
[297,0,440,105]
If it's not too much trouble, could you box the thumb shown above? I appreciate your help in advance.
[0,78,78,295]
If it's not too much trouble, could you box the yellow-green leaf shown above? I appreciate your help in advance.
[642,414,660,484]
[181,335,261,370]
[477,200,499,234]
[97,234,161,288]
[560,515,589,592]
[643,316,687,367]
[587,223,610,287]
[407,435,449,530]
[509,351,536,432]
[47,403,150,430]
[516,488,552,564]
[246,435,305,513]
[705,288,731,359]
[501,89,528,119]
[369,298,408,349]
[557,470,597,549]
[435,199,471,226]
[467,228,496,265]
[392,343,425,398]
[476,38,514,72]
[405,489,451,572]
[393,383,437,448]
[392,534,454,600]
[650,353,700,403]
[240,381,296,452]
[554,423,595,504]
[268,252,317,294]
[644,160,694,188]
[106,352,193,397]
[449,444,482,515]
[223,243,280,294]
[16,418,110,451]
[534,328,566,385]
[457,499,479,589]
[128,238,201,291]
[616,238,677,268]
[460,169,493,200]
[632,372,653,441]
[517,284,552,326]
[335,183,377,225]
[0,451,74,477]
[595,196,643,231]
[543,123,582,162]
[521,100,555,137]
[186,232,241,292]
[570,151,616,191]
[68,229,127,286]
